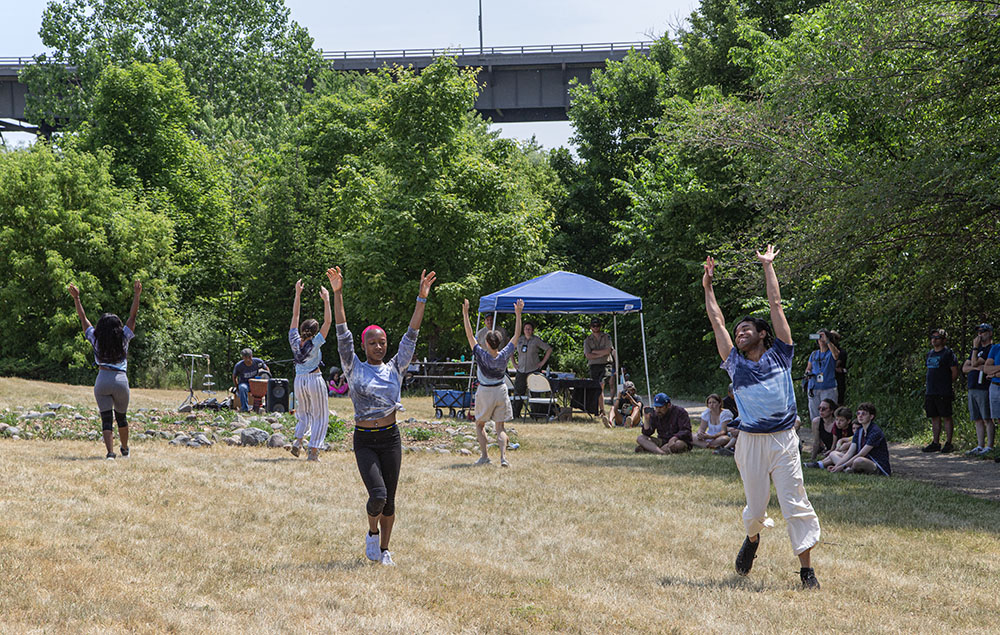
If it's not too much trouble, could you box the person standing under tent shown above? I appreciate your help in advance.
[462,297,523,467]
[512,321,552,419]
[288,279,332,461]
[68,279,142,460]
[703,246,821,590]
[475,313,509,350]
[584,318,614,418]
[327,265,436,567]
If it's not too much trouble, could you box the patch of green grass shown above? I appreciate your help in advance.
[325,415,350,443]
[406,428,438,442]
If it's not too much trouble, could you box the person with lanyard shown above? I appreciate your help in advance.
[814,403,891,476]
[462,297,524,467]
[327,265,436,567]
[703,246,821,590]
[962,324,993,456]
[68,279,142,460]
[804,329,840,421]
[511,321,552,419]
[584,318,614,417]
[288,279,332,461]
[232,348,270,412]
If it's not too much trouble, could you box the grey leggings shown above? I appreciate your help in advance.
[94,369,130,413]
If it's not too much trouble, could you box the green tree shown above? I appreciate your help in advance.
[0,144,177,382]
[20,0,321,145]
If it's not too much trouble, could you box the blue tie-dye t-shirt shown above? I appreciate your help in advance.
[720,338,797,433]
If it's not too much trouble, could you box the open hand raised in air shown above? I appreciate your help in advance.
[702,256,716,288]
[514,298,524,316]
[294,279,304,294]
[325,267,343,293]
[756,244,779,266]
[68,283,80,299]
[418,269,437,298]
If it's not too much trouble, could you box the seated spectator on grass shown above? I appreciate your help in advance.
[810,398,839,461]
[808,403,891,476]
[636,393,692,455]
[828,407,854,455]
[693,393,732,449]
[328,367,349,396]
[606,381,642,428]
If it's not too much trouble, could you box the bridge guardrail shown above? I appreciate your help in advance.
[321,41,652,61]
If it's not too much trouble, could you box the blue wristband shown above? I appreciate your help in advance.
[416,296,427,303]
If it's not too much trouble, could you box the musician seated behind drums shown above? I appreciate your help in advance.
[233,348,270,411]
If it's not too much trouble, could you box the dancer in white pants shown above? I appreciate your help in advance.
[288,278,332,461]
[703,246,821,590]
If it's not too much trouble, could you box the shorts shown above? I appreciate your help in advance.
[968,389,991,421]
[925,394,954,418]
[475,383,513,423]
[589,363,610,382]
[990,384,1000,421]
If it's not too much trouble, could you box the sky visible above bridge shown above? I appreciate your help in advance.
[4,0,699,149]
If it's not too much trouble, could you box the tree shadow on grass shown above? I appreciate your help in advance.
[54,455,109,461]
[659,574,767,593]
[292,558,369,572]
[251,457,297,463]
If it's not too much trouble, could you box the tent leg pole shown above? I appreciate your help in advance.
[640,313,652,407]
[613,315,619,395]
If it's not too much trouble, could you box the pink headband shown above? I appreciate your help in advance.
[361,325,384,344]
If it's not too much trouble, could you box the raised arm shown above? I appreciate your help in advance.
[408,269,437,331]
[67,284,92,332]
[319,285,332,339]
[702,256,734,360]
[325,267,347,327]
[824,333,839,360]
[125,279,142,332]
[511,300,524,348]
[757,245,792,345]
[290,279,303,330]
[461,299,477,350]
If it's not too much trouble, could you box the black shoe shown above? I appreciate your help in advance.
[940,442,954,454]
[120,446,129,458]
[106,452,116,460]
[735,536,759,576]
[805,461,822,469]
[800,567,820,590]
[922,442,941,453]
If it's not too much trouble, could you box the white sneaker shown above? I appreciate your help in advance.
[966,446,984,456]
[380,550,395,566]
[474,456,491,466]
[365,533,380,561]
[500,458,510,468]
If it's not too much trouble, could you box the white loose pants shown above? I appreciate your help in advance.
[734,429,821,555]
[294,373,329,449]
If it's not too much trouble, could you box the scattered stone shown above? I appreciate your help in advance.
[270,423,283,431]
[6,426,22,437]
[265,417,277,424]
[240,427,270,446]
[169,435,191,446]
[185,414,198,422]
[40,411,57,418]
[186,441,202,448]
[10,435,21,440]
[267,433,287,448]
[74,414,87,421]
[45,403,64,410]
[19,412,40,420]
[0,423,8,433]
[223,436,241,446]
[459,448,472,455]
[178,404,193,413]
[194,433,212,446]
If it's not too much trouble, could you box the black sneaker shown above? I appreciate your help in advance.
[922,442,941,453]
[120,446,129,458]
[735,536,759,576]
[106,452,116,460]
[940,442,954,454]
[805,461,822,469]
[800,567,820,590]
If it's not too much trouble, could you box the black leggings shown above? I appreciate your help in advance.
[354,424,402,517]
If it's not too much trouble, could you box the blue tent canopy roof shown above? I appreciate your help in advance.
[478,271,642,314]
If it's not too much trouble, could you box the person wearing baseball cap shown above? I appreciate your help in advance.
[962,324,994,456]
[922,328,961,453]
[636,392,692,454]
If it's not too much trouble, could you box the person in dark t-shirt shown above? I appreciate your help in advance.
[233,348,270,411]
[922,328,959,454]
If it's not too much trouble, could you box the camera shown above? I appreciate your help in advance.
[808,333,821,340]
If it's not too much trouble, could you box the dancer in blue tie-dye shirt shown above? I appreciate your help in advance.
[703,245,822,590]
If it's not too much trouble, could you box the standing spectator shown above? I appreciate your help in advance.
[983,334,1000,459]
[693,393,733,449]
[830,331,847,406]
[703,246,821,590]
[805,330,840,421]
[963,324,993,456]
[475,313,509,350]
[636,393,692,454]
[584,318,614,417]
[511,321,552,419]
[922,328,960,453]
[232,348,270,412]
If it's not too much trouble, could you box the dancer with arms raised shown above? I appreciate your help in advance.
[327,266,436,566]
[68,279,142,460]
[702,246,821,589]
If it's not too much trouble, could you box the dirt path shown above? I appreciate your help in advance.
[798,426,1000,503]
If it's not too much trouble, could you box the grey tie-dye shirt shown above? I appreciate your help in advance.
[337,323,418,421]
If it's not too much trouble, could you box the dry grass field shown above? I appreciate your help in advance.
[2,379,999,633]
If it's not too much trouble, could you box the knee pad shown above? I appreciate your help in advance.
[367,495,387,517]
[100,410,114,431]
[381,499,395,517]
[114,411,128,428]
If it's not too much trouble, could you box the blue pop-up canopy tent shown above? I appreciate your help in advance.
[477,271,651,405]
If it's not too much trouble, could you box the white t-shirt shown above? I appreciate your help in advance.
[700,408,733,436]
